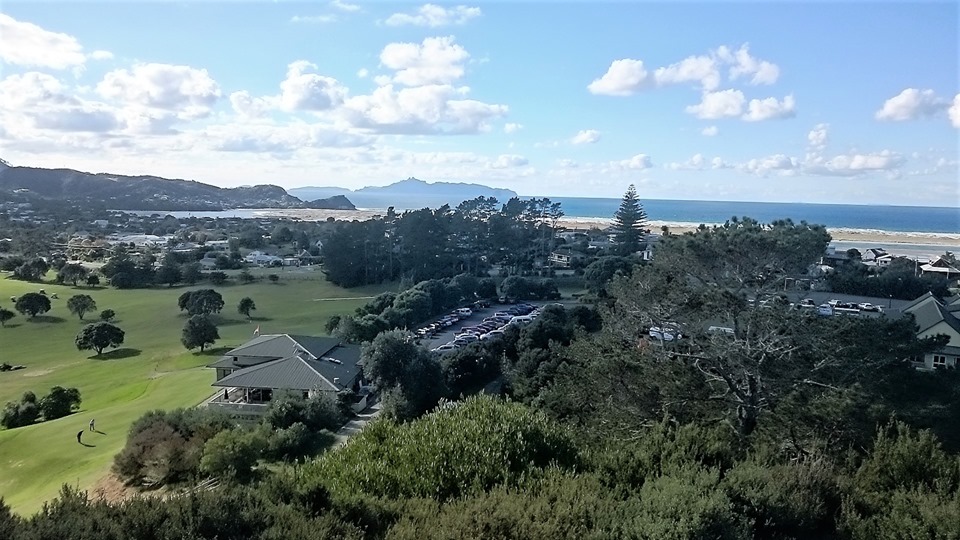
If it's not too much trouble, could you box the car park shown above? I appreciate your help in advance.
[432,343,457,352]
[454,333,479,343]
[510,315,535,325]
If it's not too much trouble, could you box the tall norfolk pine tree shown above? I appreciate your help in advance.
[612,184,649,255]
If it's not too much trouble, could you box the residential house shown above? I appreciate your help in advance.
[862,248,888,262]
[903,292,960,370]
[244,250,282,266]
[548,249,584,268]
[207,334,364,416]
[920,256,960,281]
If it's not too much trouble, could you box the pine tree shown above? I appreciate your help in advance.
[612,184,648,255]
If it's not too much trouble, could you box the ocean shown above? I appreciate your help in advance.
[123,196,960,235]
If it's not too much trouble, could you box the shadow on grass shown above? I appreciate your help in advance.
[197,346,232,356]
[30,315,66,323]
[248,316,273,322]
[1,323,22,329]
[79,441,95,448]
[92,348,142,360]
[215,318,249,327]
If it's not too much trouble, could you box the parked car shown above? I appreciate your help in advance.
[817,304,834,316]
[649,324,682,341]
[432,343,457,352]
[858,303,881,312]
[456,307,473,317]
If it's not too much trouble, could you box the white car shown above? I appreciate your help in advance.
[649,324,682,341]
[432,343,457,352]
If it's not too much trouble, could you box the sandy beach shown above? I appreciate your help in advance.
[259,209,960,254]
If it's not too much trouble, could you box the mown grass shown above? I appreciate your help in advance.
[0,268,390,515]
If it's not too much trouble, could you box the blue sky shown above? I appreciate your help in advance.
[0,1,957,206]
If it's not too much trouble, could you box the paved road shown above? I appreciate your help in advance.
[333,400,382,446]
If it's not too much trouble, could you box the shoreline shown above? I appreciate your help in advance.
[257,209,960,252]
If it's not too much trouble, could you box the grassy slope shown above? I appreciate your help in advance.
[0,268,389,515]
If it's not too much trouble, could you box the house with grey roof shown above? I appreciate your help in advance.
[903,292,960,370]
[207,334,364,415]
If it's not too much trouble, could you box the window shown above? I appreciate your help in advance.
[933,355,947,368]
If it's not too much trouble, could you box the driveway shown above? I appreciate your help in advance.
[333,400,382,446]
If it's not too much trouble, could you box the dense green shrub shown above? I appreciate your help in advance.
[306,396,579,501]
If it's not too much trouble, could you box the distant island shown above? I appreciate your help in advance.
[0,160,355,211]
[289,178,518,210]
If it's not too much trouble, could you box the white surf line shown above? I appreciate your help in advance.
[311,296,378,301]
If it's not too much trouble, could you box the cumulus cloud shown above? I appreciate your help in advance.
[504,122,523,134]
[653,54,721,91]
[876,88,951,121]
[491,154,529,168]
[807,123,828,150]
[742,94,795,121]
[685,89,745,119]
[380,36,469,86]
[666,153,707,170]
[0,72,123,133]
[571,129,601,145]
[340,83,507,135]
[90,50,114,61]
[385,4,481,27]
[739,154,797,176]
[277,61,347,112]
[587,59,651,96]
[356,68,369,78]
[804,150,904,176]
[229,91,271,118]
[97,63,221,118]
[716,44,779,85]
[0,14,89,69]
[614,154,653,170]
[557,158,578,168]
[207,122,374,154]
[701,125,718,136]
[950,94,960,128]
[588,43,779,96]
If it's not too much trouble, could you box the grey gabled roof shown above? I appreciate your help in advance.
[213,355,336,391]
[209,334,342,369]
[903,292,960,336]
[224,334,340,360]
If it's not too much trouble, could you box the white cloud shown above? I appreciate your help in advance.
[0,14,87,69]
[615,153,653,170]
[385,4,481,27]
[666,153,707,170]
[330,0,361,12]
[340,83,507,135]
[97,63,221,118]
[557,158,578,168]
[807,123,828,150]
[571,129,601,145]
[711,157,731,169]
[685,89,744,119]
[380,36,469,86]
[950,94,960,128]
[491,154,528,168]
[739,154,798,176]
[716,44,779,85]
[742,94,796,121]
[589,43,780,96]
[701,125,718,136]
[876,88,951,121]
[290,15,338,24]
[277,61,347,112]
[653,54,721,91]
[504,122,523,134]
[804,150,904,176]
[0,72,124,134]
[229,91,272,118]
[90,50,114,61]
[587,59,650,96]
[356,68,369,78]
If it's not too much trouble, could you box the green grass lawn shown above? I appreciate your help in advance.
[0,269,391,515]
